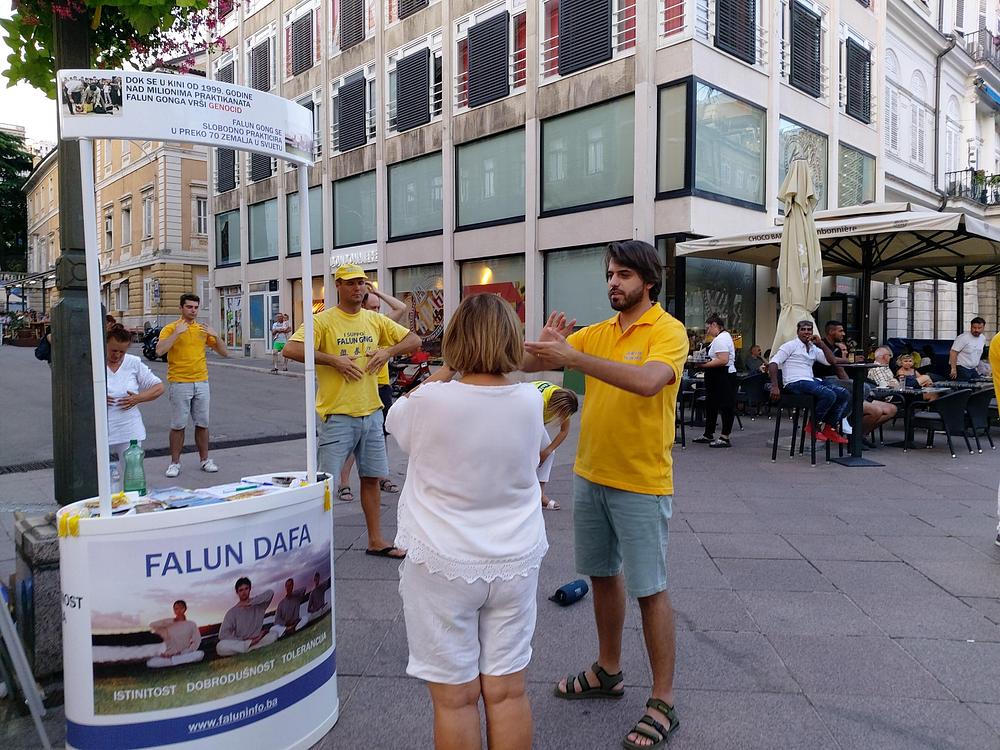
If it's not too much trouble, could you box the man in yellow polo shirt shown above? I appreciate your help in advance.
[156,293,229,478]
[524,240,688,748]
[283,264,419,559]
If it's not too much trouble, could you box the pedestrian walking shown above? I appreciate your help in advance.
[282,264,419,558]
[524,240,688,749]
[692,312,737,448]
[155,293,229,477]
[387,293,548,750]
[271,312,291,373]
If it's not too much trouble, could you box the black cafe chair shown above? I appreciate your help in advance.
[737,373,768,421]
[910,389,974,458]
[965,388,996,453]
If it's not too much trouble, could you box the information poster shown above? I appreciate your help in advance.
[56,70,314,166]
[61,490,337,749]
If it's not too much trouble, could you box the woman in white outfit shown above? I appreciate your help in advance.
[386,294,548,750]
[106,324,164,459]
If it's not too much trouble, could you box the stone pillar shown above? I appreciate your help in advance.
[14,513,62,678]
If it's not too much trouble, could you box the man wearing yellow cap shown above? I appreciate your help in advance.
[284,264,420,558]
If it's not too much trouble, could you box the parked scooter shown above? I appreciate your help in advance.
[390,351,431,398]
[142,326,167,362]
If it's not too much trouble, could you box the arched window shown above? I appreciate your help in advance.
[945,96,963,172]
[884,50,901,155]
[884,49,899,81]
[909,71,928,165]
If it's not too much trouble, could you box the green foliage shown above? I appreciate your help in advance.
[0,133,33,272]
[2,0,222,98]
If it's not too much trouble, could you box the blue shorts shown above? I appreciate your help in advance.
[318,410,389,482]
[573,475,673,599]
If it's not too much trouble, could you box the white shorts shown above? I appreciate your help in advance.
[536,449,556,483]
[398,559,538,685]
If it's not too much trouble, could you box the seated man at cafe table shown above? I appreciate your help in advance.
[215,577,278,657]
[743,344,766,374]
[950,317,988,382]
[811,321,897,445]
[867,347,899,390]
[768,321,850,443]
[146,600,204,669]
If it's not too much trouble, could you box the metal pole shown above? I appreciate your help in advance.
[298,166,317,483]
[52,13,98,505]
[956,266,965,335]
[860,239,873,345]
[79,140,112,517]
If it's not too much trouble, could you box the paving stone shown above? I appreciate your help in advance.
[740,591,881,636]
[332,549,404,581]
[851,592,1000,640]
[767,635,952,699]
[670,589,759,633]
[966,703,1000,737]
[869,534,993,563]
[674,631,798,693]
[314,675,434,749]
[909,560,1000,598]
[899,639,1000,703]
[961,596,1000,626]
[781,533,897,561]
[665,531,712,561]
[333,579,402,621]
[667,558,733,590]
[714,559,835,592]
[698,532,803,559]
[835,513,941,536]
[810,693,1000,750]
[816,560,944,596]
[332,618,394,677]
[914,514,997,537]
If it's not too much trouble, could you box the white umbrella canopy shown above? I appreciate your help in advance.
[770,159,822,355]
[677,203,1000,338]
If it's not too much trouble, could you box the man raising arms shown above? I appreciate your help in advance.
[524,240,688,749]
[283,264,420,559]
[156,294,228,477]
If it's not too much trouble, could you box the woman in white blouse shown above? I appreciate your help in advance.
[386,294,548,750]
[106,324,164,457]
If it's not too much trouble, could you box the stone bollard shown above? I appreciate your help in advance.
[14,511,62,678]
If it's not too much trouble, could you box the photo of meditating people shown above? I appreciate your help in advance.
[87,519,333,715]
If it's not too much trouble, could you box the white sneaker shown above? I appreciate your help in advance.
[841,419,853,436]
[165,463,181,478]
[201,459,219,473]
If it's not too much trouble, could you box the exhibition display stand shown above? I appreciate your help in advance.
[53,69,337,749]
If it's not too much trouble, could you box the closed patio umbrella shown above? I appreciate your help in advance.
[770,159,823,356]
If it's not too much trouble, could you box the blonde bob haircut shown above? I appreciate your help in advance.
[442,293,524,375]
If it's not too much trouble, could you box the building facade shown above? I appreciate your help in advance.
[23,140,210,328]
[208,0,893,359]
[882,0,1000,339]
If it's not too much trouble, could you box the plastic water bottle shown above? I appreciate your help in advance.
[109,460,123,495]
[122,440,146,496]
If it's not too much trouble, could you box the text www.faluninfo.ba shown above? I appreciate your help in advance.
[187,697,278,734]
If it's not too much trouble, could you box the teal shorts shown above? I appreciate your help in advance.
[573,475,673,599]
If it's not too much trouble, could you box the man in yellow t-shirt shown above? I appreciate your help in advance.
[156,293,229,478]
[524,240,688,748]
[284,264,419,559]
[337,282,410,499]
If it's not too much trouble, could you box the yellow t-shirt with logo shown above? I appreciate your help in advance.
[566,303,689,496]
[290,307,410,417]
[532,381,562,424]
[377,363,390,387]
[159,319,217,383]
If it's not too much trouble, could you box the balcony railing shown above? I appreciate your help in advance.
[965,29,1000,74]
[540,0,638,83]
[945,168,1000,206]
[454,46,527,109]
[331,110,377,153]
[658,0,768,71]
[386,78,443,134]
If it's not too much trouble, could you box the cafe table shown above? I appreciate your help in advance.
[873,386,951,449]
[831,362,882,467]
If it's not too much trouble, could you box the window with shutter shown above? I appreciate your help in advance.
[558,0,612,76]
[844,39,871,124]
[249,41,271,91]
[715,0,756,65]
[884,86,899,155]
[341,0,365,49]
[396,48,431,131]
[216,62,236,192]
[290,12,314,76]
[788,2,821,98]
[465,12,510,108]
[250,154,273,181]
[398,0,428,20]
[337,76,368,151]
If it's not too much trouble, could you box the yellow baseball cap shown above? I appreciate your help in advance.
[334,263,367,282]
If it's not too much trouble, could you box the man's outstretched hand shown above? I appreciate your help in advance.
[539,311,576,341]
[525,326,577,369]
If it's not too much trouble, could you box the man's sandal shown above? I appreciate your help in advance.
[379,479,401,493]
[622,698,679,749]
[553,662,624,700]
[337,487,355,502]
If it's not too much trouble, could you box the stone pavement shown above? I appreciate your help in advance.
[2,409,1000,748]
